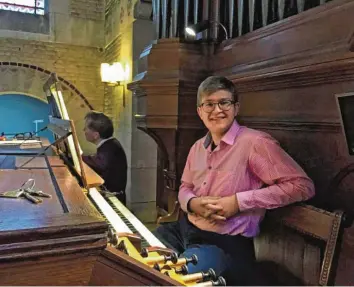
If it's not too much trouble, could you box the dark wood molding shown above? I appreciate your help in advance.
[229,56,354,92]
[90,246,181,286]
[240,117,341,132]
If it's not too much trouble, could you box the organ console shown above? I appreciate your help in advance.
[0,73,226,286]
[41,73,226,286]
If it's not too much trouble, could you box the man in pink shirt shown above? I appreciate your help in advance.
[154,76,315,285]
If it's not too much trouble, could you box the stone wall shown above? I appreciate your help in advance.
[70,0,105,20]
[104,0,157,221]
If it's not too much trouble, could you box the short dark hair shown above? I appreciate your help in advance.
[197,76,238,106]
[85,111,114,139]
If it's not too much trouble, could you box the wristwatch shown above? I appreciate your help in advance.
[187,197,197,213]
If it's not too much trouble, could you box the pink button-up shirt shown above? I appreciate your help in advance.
[179,121,315,237]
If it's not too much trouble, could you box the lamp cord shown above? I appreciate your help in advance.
[210,20,229,40]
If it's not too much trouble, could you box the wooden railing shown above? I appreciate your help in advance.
[152,0,333,41]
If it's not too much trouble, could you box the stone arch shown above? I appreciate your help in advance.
[0,62,95,153]
[0,62,93,109]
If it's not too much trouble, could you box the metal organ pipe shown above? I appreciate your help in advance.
[248,0,255,32]
[153,0,160,39]
[278,0,285,20]
[211,0,220,40]
[262,0,269,27]
[297,0,305,12]
[202,0,210,40]
[194,0,199,24]
[184,0,190,36]
[161,0,167,38]
[238,0,244,36]
[228,0,234,38]
[171,0,178,37]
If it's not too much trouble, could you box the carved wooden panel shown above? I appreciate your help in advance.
[128,39,208,211]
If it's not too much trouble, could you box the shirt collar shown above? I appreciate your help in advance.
[97,137,114,148]
[203,120,240,149]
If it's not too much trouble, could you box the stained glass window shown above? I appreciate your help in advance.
[0,0,45,15]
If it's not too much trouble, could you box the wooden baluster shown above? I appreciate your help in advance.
[248,0,256,32]
[278,0,285,20]
[171,0,178,37]
[297,0,305,12]
[161,0,167,38]
[153,0,160,38]
[194,0,199,24]
[238,0,244,36]
[202,0,210,40]
[262,0,269,27]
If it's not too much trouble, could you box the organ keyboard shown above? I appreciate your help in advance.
[89,186,226,286]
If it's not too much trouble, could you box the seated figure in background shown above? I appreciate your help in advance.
[82,111,128,205]
[154,76,315,285]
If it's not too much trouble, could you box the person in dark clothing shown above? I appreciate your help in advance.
[82,111,128,205]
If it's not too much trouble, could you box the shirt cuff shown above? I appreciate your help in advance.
[236,190,254,212]
[179,191,197,213]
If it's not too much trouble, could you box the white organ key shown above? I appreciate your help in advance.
[89,188,131,234]
[108,196,166,248]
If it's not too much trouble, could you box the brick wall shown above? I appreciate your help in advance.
[103,35,122,118]
[0,38,104,111]
[70,0,105,21]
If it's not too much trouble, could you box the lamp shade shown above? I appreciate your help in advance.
[100,62,128,84]
[100,63,112,83]
[185,20,210,36]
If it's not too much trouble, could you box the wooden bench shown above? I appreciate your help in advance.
[158,203,345,286]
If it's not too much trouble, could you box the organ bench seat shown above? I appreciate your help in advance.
[158,203,346,286]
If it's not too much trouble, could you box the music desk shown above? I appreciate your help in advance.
[0,153,107,285]
[0,137,51,155]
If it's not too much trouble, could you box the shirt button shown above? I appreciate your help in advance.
[203,182,206,185]
[208,166,212,170]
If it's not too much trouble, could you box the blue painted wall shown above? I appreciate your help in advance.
[0,94,54,141]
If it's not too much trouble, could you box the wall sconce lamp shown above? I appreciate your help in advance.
[185,20,229,40]
[101,62,130,106]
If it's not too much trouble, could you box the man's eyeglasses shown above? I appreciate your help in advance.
[199,100,236,113]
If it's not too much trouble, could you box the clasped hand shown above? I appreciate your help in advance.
[189,195,239,222]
